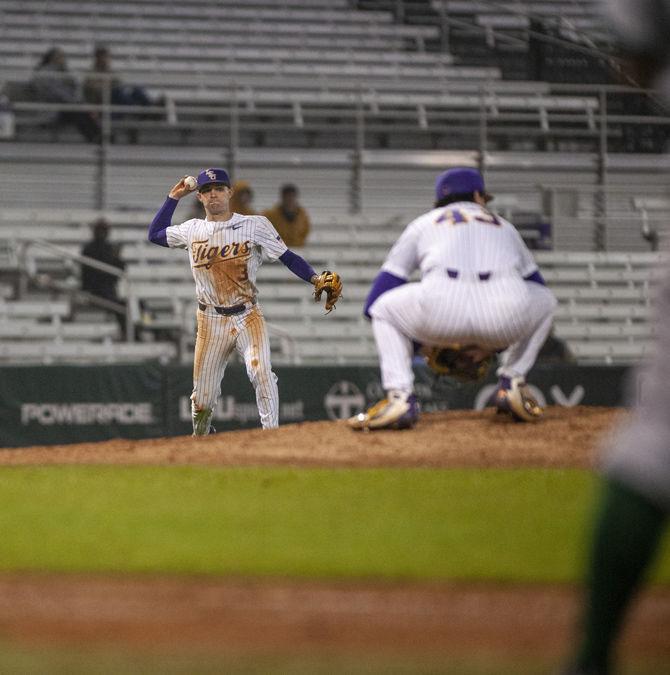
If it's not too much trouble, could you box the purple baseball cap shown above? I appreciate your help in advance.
[435,167,493,202]
[196,168,231,190]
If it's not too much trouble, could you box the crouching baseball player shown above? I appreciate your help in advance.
[349,167,557,431]
[148,168,342,435]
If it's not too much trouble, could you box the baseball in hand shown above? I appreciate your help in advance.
[184,176,197,190]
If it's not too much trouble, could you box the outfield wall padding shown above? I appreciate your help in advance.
[0,363,629,447]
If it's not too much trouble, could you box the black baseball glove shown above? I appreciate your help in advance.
[423,344,493,382]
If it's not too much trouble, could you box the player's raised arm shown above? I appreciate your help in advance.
[148,176,197,247]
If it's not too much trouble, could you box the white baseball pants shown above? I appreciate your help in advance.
[369,272,557,393]
[191,305,279,430]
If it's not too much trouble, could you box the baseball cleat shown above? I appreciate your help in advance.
[348,390,420,431]
[192,406,214,436]
[494,376,543,422]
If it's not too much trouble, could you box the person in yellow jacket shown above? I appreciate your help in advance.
[263,184,311,247]
[229,180,256,216]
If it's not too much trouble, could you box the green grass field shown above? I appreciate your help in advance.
[1,465,668,674]
[0,465,668,581]
[0,644,667,675]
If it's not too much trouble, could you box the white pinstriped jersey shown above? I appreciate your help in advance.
[369,199,557,392]
[166,213,287,307]
[382,201,538,281]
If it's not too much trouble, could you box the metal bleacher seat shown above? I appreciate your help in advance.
[433,0,606,44]
[536,250,660,364]
[0,298,70,320]
[0,296,152,363]
[0,340,177,364]
[0,319,118,341]
[0,1,439,51]
[567,341,654,361]
[553,303,649,321]
[0,196,663,366]
[0,40,455,69]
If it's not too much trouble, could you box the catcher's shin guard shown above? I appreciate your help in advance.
[192,405,214,436]
[494,376,543,422]
[348,390,420,431]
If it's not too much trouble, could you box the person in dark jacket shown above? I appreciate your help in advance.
[81,219,130,338]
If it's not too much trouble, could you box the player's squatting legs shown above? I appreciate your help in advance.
[370,277,556,394]
[371,317,415,394]
[496,282,557,380]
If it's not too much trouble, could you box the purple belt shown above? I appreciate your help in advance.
[447,269,491,281]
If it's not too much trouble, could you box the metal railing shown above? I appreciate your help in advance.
[3,69,670,249]
[16,238,136,342]
[10,237,301,362]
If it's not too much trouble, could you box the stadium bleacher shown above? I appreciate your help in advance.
[0,0,611,150]
[0,0,669,366]
[0,203,665,365]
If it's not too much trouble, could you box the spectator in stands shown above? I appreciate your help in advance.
[84,46,164,143]
[230,180,256,215]
[527,18,548,81]
[80,219,129,338]
[30,47,101,143]
[262,183,311,247]
[84,46,160,122]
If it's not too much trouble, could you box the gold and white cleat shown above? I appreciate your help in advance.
[347,391,420,431]
[494,376,543,422]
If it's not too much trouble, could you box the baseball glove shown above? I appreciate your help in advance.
[423,344,493,383]
[313,270,343,313]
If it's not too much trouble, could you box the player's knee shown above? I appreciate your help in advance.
[545,291,558,316]
[248,364,276,389]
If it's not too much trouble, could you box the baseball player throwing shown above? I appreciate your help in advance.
[349,167,557,430]
[148,168,341,434]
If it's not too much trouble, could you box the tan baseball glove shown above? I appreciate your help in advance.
[313,270,343,313]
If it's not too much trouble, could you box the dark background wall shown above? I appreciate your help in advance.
[0,364,629,447]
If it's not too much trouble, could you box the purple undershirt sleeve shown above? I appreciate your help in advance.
[279,249,317,283]
[524,269,546,285]
[364,270,407,319]
[148,197,178,247]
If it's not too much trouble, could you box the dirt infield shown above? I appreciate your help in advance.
[0,405,622,468]
[0,575,667,660]
[1,406,669,666]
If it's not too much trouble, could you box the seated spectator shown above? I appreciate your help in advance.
[30,47,101,143]
[230,180,256,215]
[84,46,163,142]
[81,219,130,338]
[263,183,311,247]
[84,46,159,113]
